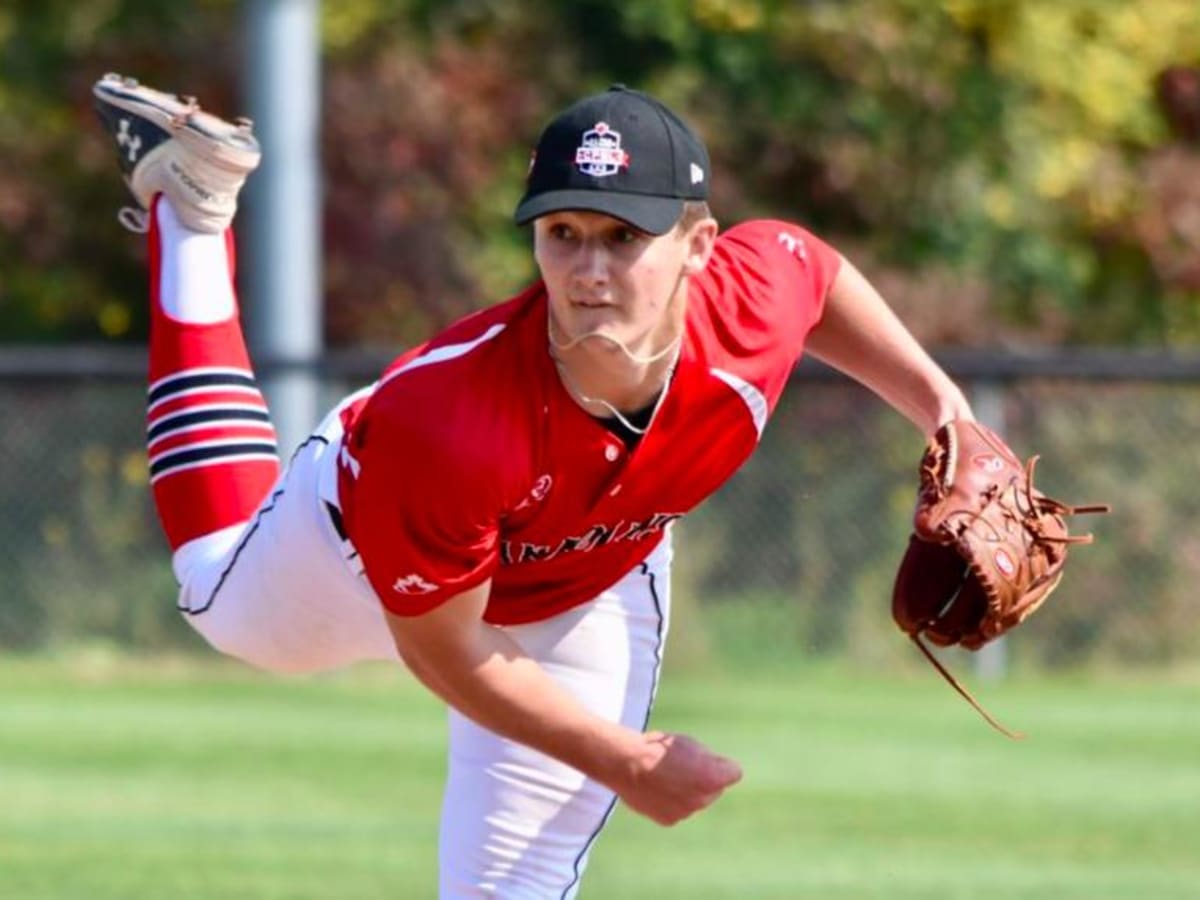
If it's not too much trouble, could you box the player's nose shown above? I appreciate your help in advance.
[573,241,611,286]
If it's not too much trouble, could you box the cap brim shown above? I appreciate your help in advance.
[514,189,684,236]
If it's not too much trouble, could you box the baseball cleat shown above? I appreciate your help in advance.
[92,72,261,233]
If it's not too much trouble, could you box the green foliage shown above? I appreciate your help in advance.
[443,0,1200,344]
[0,0,245,343]
[3,1,1199,343]
[944,0,1200,340]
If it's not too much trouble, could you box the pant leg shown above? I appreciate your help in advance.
[437,537,673,898]
[173,409,399,674]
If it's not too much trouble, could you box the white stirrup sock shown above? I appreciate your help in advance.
[155,197,237,324]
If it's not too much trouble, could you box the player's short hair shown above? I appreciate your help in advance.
[675,201,712,233]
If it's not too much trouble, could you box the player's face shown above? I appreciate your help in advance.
[534,210,713,358]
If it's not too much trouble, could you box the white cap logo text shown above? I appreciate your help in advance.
[575,122,630,177]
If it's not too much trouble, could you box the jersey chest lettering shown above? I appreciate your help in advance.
[499,511,684,566]
[497,369,765,570]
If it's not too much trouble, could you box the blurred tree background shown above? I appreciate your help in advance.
[2,0,1198,348]
[1,0,1199,668]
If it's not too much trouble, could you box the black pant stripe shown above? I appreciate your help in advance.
[181,435,327,613]
[561,560,666,899]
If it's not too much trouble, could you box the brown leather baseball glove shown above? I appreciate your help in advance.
[892,420,1109,736]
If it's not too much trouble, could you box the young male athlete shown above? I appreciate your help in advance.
[94,73,975,896]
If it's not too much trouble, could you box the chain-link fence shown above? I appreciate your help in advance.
[3,350,1197,673]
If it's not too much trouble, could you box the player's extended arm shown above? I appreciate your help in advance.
[385,582,742,826]
[804,256,973,435]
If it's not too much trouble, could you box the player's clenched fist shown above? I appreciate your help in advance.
[611,731,743,826]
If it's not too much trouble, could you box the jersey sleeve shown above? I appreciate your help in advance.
[716,219,842,342]
[338,385,509,617]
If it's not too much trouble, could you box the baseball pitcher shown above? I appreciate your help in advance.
[94,74,1008,896]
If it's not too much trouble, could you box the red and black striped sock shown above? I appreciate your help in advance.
[146,196,280,550]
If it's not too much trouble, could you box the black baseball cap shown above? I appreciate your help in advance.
[514,85,710,235]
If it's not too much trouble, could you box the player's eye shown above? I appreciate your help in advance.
[547,222,576,242]
[610,226,642,245]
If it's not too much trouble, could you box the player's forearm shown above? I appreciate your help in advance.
[388,608,638,789]
[807,257,973,435]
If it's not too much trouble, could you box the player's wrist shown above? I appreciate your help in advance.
[577,723,654,794]
[931,387,974,433]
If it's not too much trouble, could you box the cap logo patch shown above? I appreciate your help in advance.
[690,162,704,184]
[575,121,630,177]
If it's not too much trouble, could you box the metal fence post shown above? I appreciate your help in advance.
[241,0,322,457]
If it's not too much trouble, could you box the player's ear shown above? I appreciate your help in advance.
[681,217,717,276]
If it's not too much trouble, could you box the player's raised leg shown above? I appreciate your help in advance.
[93,74,277,569]
[93,74,398,674]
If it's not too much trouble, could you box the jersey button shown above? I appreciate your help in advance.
[609,484,622,497]
[604,444,620,462]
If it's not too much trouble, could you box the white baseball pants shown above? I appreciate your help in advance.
[172,407,673,897]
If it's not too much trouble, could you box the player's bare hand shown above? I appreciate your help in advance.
[612,731,743,826]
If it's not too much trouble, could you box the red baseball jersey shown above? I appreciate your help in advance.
[336,220,841,624]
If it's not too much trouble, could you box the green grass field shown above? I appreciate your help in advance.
[2,653,1197,899]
